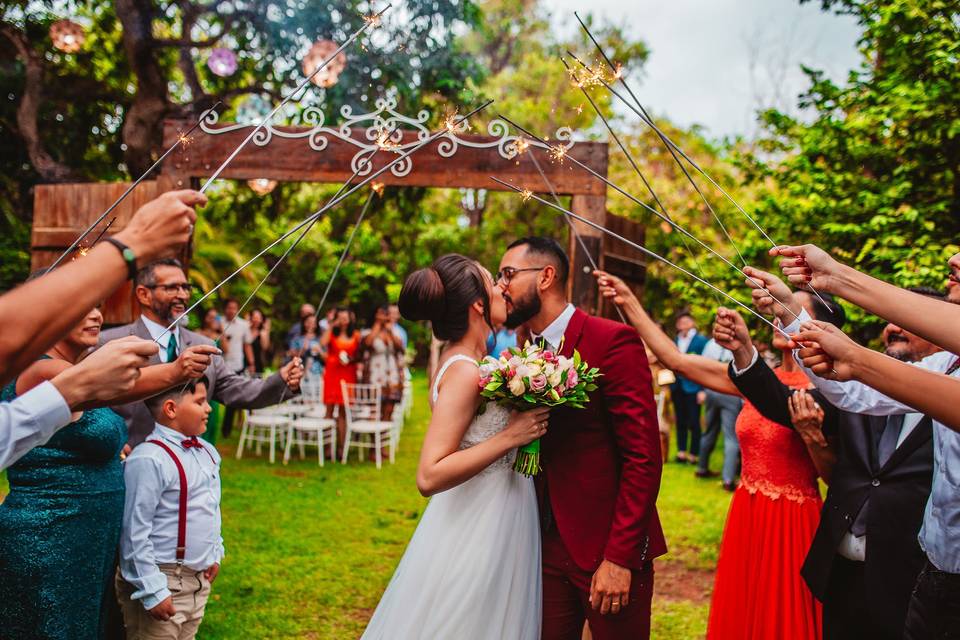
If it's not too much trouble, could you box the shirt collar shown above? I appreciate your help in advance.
[150,423,193,449]
[532,303,575,350]
[141,314,180,350]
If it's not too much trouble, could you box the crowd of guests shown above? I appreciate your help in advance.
[0,188,412,640]
[594,242,960,640]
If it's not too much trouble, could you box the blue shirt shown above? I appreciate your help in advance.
[487,328,519,357]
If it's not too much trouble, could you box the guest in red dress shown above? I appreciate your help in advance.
[596,271,834,639]
[321,307,360,455]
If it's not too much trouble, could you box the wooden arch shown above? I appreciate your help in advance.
[31,104,647,324]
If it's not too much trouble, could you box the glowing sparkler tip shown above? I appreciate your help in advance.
[515,138,530,155]
[548,145,567,164]
[371,182,385,196]
[612,63,623,80]
[444,112,461,133]
[77,247,89,257]
[520,189,534,202]
[363,12,382,28]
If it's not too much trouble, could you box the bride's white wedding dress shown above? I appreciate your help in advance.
[360,354,542,639]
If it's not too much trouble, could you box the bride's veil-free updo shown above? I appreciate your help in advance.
[399,254,492,342]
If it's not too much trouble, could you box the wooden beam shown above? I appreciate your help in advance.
[569,194,606,314]
[162,119,607,196]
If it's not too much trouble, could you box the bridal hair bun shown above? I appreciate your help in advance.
[399,267,446,324]
[399,254,491,342]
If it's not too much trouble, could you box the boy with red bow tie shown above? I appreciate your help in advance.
[116,377,223,640]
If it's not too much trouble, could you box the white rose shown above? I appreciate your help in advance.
[557,356,572,371]
[515,364,531,379]
[526,363,542,378]
[508,376,526,396]
[548,372,562,388]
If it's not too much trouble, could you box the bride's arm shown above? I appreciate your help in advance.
[417,361,548,496]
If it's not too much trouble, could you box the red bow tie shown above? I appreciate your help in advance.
[181,436,204,449]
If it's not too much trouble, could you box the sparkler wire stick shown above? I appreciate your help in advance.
[86,218,116,250]
[568,43,833,308]
[48,103,221,271]
[565,50,747,268]
[198,5,391,194]
[492,177,800,341]
[155,99,494,343]
[498,116,802,323]
[559,56,721,305]
[523,146,626,323]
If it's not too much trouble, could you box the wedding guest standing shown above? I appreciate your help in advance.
[291,314,323,401]
[388,303,408,350]
[117,379,223,640]
[322,308,360,456]
[361,305,405,421]
[248,308,272,374]
[220,298,253,436]
[672,312,707,463]
[285,303,316,351]
[100,259,303,447]
[0,302,213,639]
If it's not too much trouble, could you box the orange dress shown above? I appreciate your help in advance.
[706,367,823,640]
[323,331,360,405]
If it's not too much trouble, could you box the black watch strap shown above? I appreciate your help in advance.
[104,237,138,281]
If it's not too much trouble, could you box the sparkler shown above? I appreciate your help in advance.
[492,177,805,342]
[48,103,221,271]
[497,116,802,323]
[199,4,391,194]
[155,99,494,342]
[568,28,834,308]
[560,57,720,305]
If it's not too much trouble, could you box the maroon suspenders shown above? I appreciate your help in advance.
[145,438,216,571]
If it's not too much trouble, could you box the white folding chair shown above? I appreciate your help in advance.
[340,382,395,468]
[235,407,290,464]
[284,413,337,466]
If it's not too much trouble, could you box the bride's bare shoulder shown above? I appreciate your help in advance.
[431,356,480,407]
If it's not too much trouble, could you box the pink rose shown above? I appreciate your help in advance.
[500,349,513,360]
[479,376,492,388]
[566,370,579,389]
[543,350,557,363]
[530,374,548,391]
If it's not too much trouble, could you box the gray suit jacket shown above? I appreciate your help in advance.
[100,318,292,447]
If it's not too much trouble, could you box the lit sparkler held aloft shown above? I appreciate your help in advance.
[47,102,221,271]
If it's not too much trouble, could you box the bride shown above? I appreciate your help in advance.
[360,253,549,640]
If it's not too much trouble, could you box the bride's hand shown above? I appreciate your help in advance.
[503,406,550,447]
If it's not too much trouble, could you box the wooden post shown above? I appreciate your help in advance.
[568,194,606,315]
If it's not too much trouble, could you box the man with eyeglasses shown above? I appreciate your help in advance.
[100,258,304,447]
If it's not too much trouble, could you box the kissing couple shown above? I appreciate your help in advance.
[360,237,666,640]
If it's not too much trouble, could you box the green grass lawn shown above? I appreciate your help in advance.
[1,370,732,639]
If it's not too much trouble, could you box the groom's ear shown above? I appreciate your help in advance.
[539,264,557,291]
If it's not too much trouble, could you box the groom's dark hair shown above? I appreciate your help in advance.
[507,237,569,287]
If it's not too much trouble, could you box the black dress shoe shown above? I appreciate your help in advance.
[695,469,719,479]
[722,481,737,492]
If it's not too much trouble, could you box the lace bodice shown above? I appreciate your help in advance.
[432,355,515,474]
[736,367,821,503]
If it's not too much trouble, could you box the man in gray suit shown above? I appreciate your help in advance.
[101,258,304,447]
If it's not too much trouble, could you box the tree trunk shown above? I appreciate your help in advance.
[115,0,171,176]
[0,24,82,183]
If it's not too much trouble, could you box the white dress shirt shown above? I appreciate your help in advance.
[120,423,225,609]
[140,315,182,364]
[676,328,698,354]
[222,316,252,372]
[0,381,72,471]
[780,309,959,569]
[701,338,734,364]
[531,303,576,351]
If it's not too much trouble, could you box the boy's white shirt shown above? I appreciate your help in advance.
[120,423,224,610]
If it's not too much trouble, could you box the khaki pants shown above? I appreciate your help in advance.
[116,564,212,640]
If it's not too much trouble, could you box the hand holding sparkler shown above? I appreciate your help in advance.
[114,190,207,264]
[770,244,847,294]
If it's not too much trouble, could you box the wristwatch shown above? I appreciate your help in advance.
[104,237,138,281]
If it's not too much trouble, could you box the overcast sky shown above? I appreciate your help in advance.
[546,0,863,139]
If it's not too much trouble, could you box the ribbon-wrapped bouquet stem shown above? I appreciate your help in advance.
[477,341,600,476]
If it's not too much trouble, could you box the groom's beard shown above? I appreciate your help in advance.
[504,289,541,329]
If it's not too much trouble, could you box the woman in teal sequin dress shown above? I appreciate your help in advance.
[0,306,127,640]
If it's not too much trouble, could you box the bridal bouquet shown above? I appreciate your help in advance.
[477,341,600,476]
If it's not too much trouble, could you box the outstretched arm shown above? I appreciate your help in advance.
[794,320,960,431]
[594,271,740,396]
[772,244,960,356]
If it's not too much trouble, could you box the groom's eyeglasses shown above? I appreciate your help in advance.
[496,266,546,286]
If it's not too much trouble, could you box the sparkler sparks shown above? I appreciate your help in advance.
[444,111,466,134]
[520,189,534,202]
[514,137,530,155]
[548,145,567,164]
[371,181,385,196]
[375,127,400,152]
[362,12,383,28]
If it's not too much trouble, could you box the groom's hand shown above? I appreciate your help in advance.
[589,559,631,615]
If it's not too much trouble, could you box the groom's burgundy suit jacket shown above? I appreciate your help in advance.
[539,308,667,572]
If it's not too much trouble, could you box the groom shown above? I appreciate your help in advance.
[498,237,666,639]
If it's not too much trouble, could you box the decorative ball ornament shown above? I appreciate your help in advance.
[302,40,347,88]
[207,48,238,77]
[248,178,277,195]
[50,19,85,53]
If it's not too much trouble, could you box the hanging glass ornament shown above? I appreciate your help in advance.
[302,40,347,88]
[207,48,238,77]
[50,19,85,53]
[248,178,277,195]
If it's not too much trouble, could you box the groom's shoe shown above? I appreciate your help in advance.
[695,469,719,479]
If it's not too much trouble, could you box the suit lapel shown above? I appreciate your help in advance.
[559,308,587,359]
[867,416,884,473]
[879,415,933,473]
[133,318,163,366]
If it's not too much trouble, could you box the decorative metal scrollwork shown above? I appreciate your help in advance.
[200,96,575,178]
